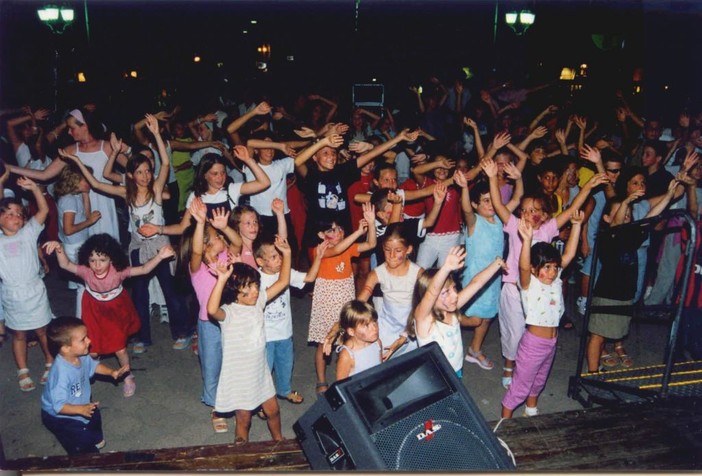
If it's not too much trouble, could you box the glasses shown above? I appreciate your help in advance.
[606,168,622,173]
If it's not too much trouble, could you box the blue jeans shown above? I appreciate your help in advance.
[198,318,222,407]
[266,337,294,397]
[42,409,103,455]
[131,250,192,344]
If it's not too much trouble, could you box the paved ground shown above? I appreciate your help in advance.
[0,267,669,462]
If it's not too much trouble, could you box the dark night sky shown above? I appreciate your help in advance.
[1,0,701,119]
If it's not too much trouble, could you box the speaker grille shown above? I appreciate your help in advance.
[370,394,504,470]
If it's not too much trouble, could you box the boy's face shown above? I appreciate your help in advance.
[313,146,338,172]
[64,325,91,357]
[0,204,25,235]
[255,244,282,274]
[374,169,398,190]
[565,163,578,187]
[604,160,623,185]
[641,146,661,169]
[472,192,494,218]
[257,139,276,165]
[375,200,393,225]
[538,171,560,195]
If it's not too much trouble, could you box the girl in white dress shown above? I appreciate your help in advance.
[206,236,291,445]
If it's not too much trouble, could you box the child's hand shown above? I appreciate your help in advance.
[676,170,696,186]
[58,148,80,164]
[271,198,284,216]
[570,210,585,226]
[314,239,331,259]
[480,158,498,178]
[494,256,508,272]
[348,141,374,154]
[400,129,420,142]
[683,150,699,174]
[254,101,272,116]
[79,402,99,419]
[433,181,447,202]
[42,241,63,256]
[137,223,159,238]
[358,218,369,233]
[189,197,208,224]
[109,133,123,155]
[555,128,566,144]
[387,191,402,204]
[529,126,548,139]
[144,113,160,136]
[158,245,175,260]
[453,170,468,188]
[503,161,522,180]
[112,364,130,380]
[294,127,316,139]
[517,218,533,242]
[442,246,466,271]
[209,260,234,281]
[324,134,344,149]
[233,145,252,163]
[16,177,38,191]
[585,172,609,189]
[274,235,291,255]
[362,202,375,224]
[209,207,230,230]
[624,189,645,203]
[87,210,102,225]
[464,117,477,129]
[579,144,602,164]
[492,132,511,149]
[437,157,455,170]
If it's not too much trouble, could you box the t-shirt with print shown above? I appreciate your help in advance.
[261,269,306,341]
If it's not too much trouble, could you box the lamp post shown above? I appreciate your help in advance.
[37,5,74,111]
[505,9,535,35]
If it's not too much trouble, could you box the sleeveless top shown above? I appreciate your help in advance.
[75,141,120,240]
[337,341,382,376]
[415,317,463,372]
[374,262,420,346]
[128,198,170,263]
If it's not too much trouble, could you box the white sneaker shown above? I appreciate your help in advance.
[576,296,587,316]
[523,406,539,417]
[159,305,169,324]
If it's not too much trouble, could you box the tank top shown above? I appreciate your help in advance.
[336,341,382,376]
[75,141,120,240]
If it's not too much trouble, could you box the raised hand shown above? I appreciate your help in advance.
[189,197,208,224]
[210,260,234,281]
[492,131,511,149]
[438,157,456,170]
[325,134,344,149]
[387,191,403,204]
[625,189,645,204]
[362,202,375,224]
[573,115,587,130]
[464,117,477,129]
[294,127,316,139]
[254,102,272,115]
[42,241,64,256]
[570,210,585,226]
[530,126,548,139]
[503,161,522,180]
[348,141,374,154]
[233,145,252,163]
[555,128,566,144]
[109,133,123,153]
[209,207,230,230]
[579,144,602,164]
[683,150,699,173]
[16,177,39,191]
[442,246,466,271]
[480,157,498,178]
[144,113,160,136]
[274,235,291,255]
[57,148,80,164]
[433,181,448,202]
[517,217,533,242]
[331,123,350,136]
[453,170,468,189]
[586,172,609,189]
[271,198,284,215]
[158,245,176,260]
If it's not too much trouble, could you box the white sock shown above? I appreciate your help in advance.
[524,406,538,417]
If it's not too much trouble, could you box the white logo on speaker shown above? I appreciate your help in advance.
[416,423,442,441]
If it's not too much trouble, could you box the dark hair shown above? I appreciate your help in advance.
[644,139,667,159]
[222,262,261,304]
[125,154,154,207]
[0,197,24,217]
[469,180,490,205]
[78,234,129,271]
[530,242,562,272]
[253,234,276,259]
[47,316,85,357]
[538,156,565,177]
[193,153,229,196]
[67,107,105,140]
[526,140,546,154]
[519,193,551,217]
[371,188,391,212]
[372,162,396,182]
[615,166,646,200]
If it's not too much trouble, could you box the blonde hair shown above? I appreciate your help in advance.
[332,300,378,346]
[54,165,87,198]
[408,268,458,338]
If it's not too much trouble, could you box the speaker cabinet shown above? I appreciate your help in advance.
[293,342,514,470]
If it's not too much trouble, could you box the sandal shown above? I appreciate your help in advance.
[17,368,36,392]
[502,367,513,389]
[256,406,268,420]
[278,391,304,404]
[211,411,228,434]
[600,352,620,368]
[235,436,248,446]
[123,376,136,398]
[615,345,633,368]
[316,382,329,395]
[464,348,494,370]
[40,363,52,385]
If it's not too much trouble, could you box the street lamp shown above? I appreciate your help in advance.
[505,9,535,35]
[37,5,74,34]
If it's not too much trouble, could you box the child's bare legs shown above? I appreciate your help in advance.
[501,405,513,419]
[587,333,605,372]
[469,319,492,356]
[33,326,53,365]
[314,344,328,392]
[260,396,283,441]
[115,347,136,396]
[11,329,30,372]
[234,410,252,443]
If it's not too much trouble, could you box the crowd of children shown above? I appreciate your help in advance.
[1,74,701,454]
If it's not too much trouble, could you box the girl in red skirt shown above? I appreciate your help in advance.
[43,234,175,397]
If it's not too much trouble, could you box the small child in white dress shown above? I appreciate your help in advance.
[334,300,383,380]
[206,236,292,445]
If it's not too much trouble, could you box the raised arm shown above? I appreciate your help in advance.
[207,262,234,321]
[226,102,272,141]
[233,145,270,195]
[555,173,608,229]
[18,177,48,225]
[355,129,420,170]
[482,157,512,224]
[144,114,171,200]
[304,240,330,283]
[464,117,485,158]
[517,218,533,290]
[264,237,292,302]
[457,257,507,309]
[455,170,475,231]
[356,203,377,253]
[58,149,126,199]
[561,211,583,269]
[293,134,344,177]
[42,241,78,275]
[188,198,207,273]
[130,245,175,277]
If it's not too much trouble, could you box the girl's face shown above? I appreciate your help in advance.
[472,193,495,218]
[129,161,153,188]
[375,169,398,190]
[88,251,111,277]
[257,139,276,165]
[533,262,559,286]
[205,227,226,256]
[521,198,547,229]
[565,163,579,187]
[494,153,511,176]
[198,123,212,141]
[434,167,449,181]
[538,171,559,195]
[313,146,338,172]
[204,164,227,192]
[382,238,411,269]
[349,319,379,344]
[237,282,260,306]
[435,282,459,313]
[173,123,186,138]
[66,117,89,142]
[319,222,344,246]
[456,159,469,175]
[627,174,646,196]
[237,211,259,241]
[0,204,25,235]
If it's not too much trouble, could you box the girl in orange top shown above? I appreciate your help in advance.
[307,203,376,394]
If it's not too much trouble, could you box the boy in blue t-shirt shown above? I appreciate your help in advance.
[41,316,129,455]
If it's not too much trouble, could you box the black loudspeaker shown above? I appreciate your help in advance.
[293,342,515,471]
